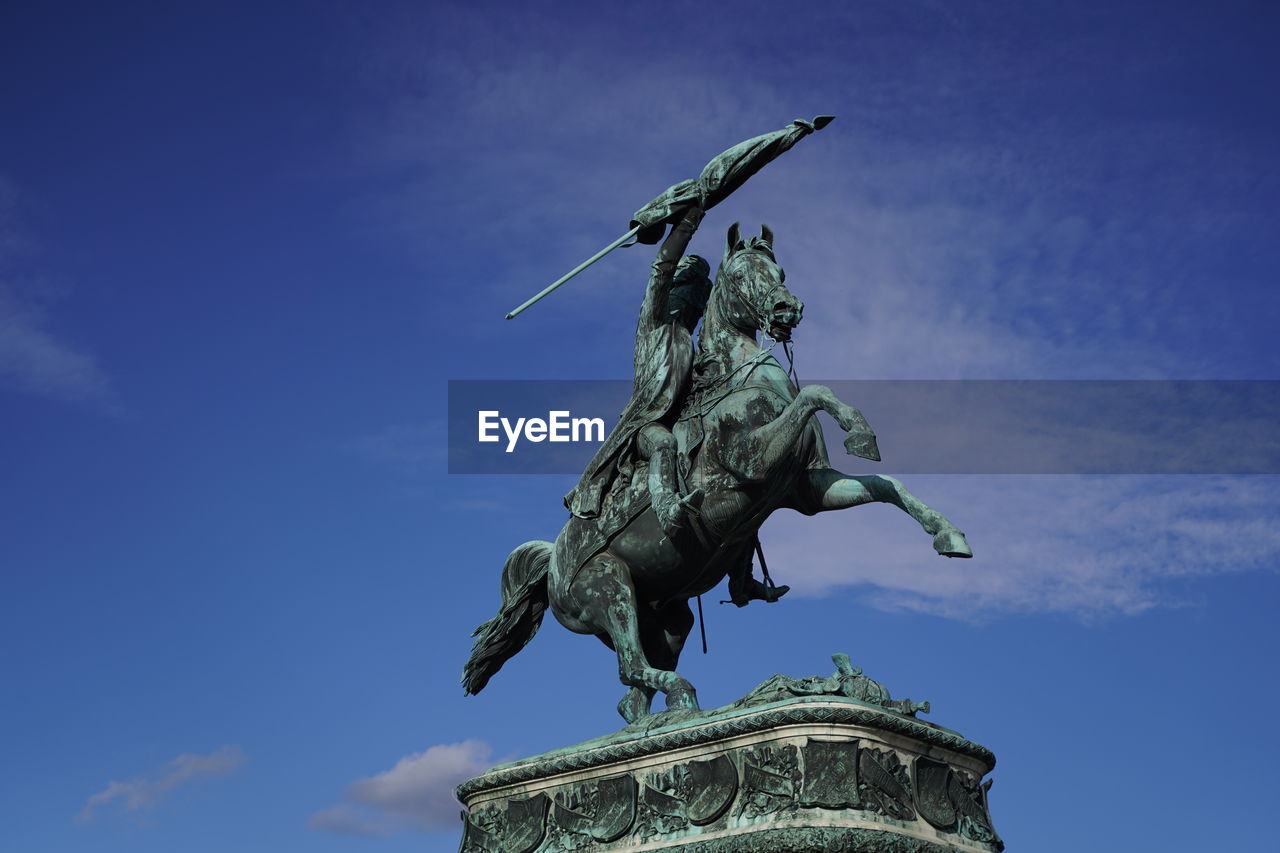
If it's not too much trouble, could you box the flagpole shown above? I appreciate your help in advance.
[504,115,833,320]
[505,225,642,320]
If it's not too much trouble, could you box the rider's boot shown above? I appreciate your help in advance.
[728,575,790,608]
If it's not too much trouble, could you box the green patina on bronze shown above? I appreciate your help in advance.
[463,117,974,726]
[458,655,994,804]
[663,827,960,853]
[456,657,1002,853]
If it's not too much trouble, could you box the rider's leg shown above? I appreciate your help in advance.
[726,548,789,607]
[638,423,703,537]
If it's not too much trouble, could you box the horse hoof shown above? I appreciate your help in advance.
[666,685,700,711]
[844,430,881,461]
[617,688,652,723]
[933,527,972,558]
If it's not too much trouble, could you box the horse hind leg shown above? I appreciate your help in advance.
[617,686,656,722]
[591,633,657,722]
[573,553,699,722]
[616,599,697,721]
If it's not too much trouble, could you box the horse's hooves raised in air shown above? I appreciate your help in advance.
[844,431,881,461]
[933,527,973,558]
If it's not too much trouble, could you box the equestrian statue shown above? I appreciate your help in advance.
[465,117,972,723]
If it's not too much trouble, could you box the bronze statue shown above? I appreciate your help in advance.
[563,204,710,541]
[466,118,972,723]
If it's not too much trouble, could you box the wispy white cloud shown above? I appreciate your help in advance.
[764,475,1280,619]
[0,177,113,408]
[351,7,1280,622]
[0,285,112,405]
[309,740,495,837]
[75,745,245,824]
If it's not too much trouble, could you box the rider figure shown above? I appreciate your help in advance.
[565,204,788,607]
[565,204,709,537]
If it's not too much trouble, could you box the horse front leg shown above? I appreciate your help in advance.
[804,384,881,461]
[804,468,972,558]
[726,384,877,481]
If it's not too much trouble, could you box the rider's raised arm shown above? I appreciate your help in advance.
[636,205,705,339]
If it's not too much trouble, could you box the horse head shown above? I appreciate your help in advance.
[710,223,805,342]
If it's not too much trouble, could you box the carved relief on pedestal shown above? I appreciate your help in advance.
[857,746,914,821]
[682,754,739,826]
[914,756,1002,849]
[458,692,1002,852]
[460,794,548,853]
[950,771,1000,846]
[736,743,800,820]
[798,738,860,810]
[458,804,502,853]
[635,753,738,840]
[636,767,688,840]
[546,774,637,851]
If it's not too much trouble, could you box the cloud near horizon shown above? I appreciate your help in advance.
[76,745,245,824]
[309,740,495,838]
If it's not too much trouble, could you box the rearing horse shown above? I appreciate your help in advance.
[463,224,972,723]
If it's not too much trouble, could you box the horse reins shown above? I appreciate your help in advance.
[687,320,803,654]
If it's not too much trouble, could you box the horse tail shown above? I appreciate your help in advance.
[462,540,553,696]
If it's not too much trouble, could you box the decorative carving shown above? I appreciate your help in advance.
[591,774,638,842]
[684,754,739,826]
[799,738,860,810]
[458,806,501,853]
[456,698,994,802]
[546,773,636,849]
[547,796,594,851]
[949,771,1000,847]
[635,753,737,840]
[503,793,549,853]
[737,744,799,820]
[913,757,957,831]
[913,757,1002,850]
[657,826,956,852]
[736,654,929,717]
[637,768,688,839]
[857,746,914,821]
[457,695,1001,851]
[459,798,553,853]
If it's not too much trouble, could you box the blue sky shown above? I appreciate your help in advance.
[2,1,1278,850]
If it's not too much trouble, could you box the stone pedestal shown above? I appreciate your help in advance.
[456,688,1001,852]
